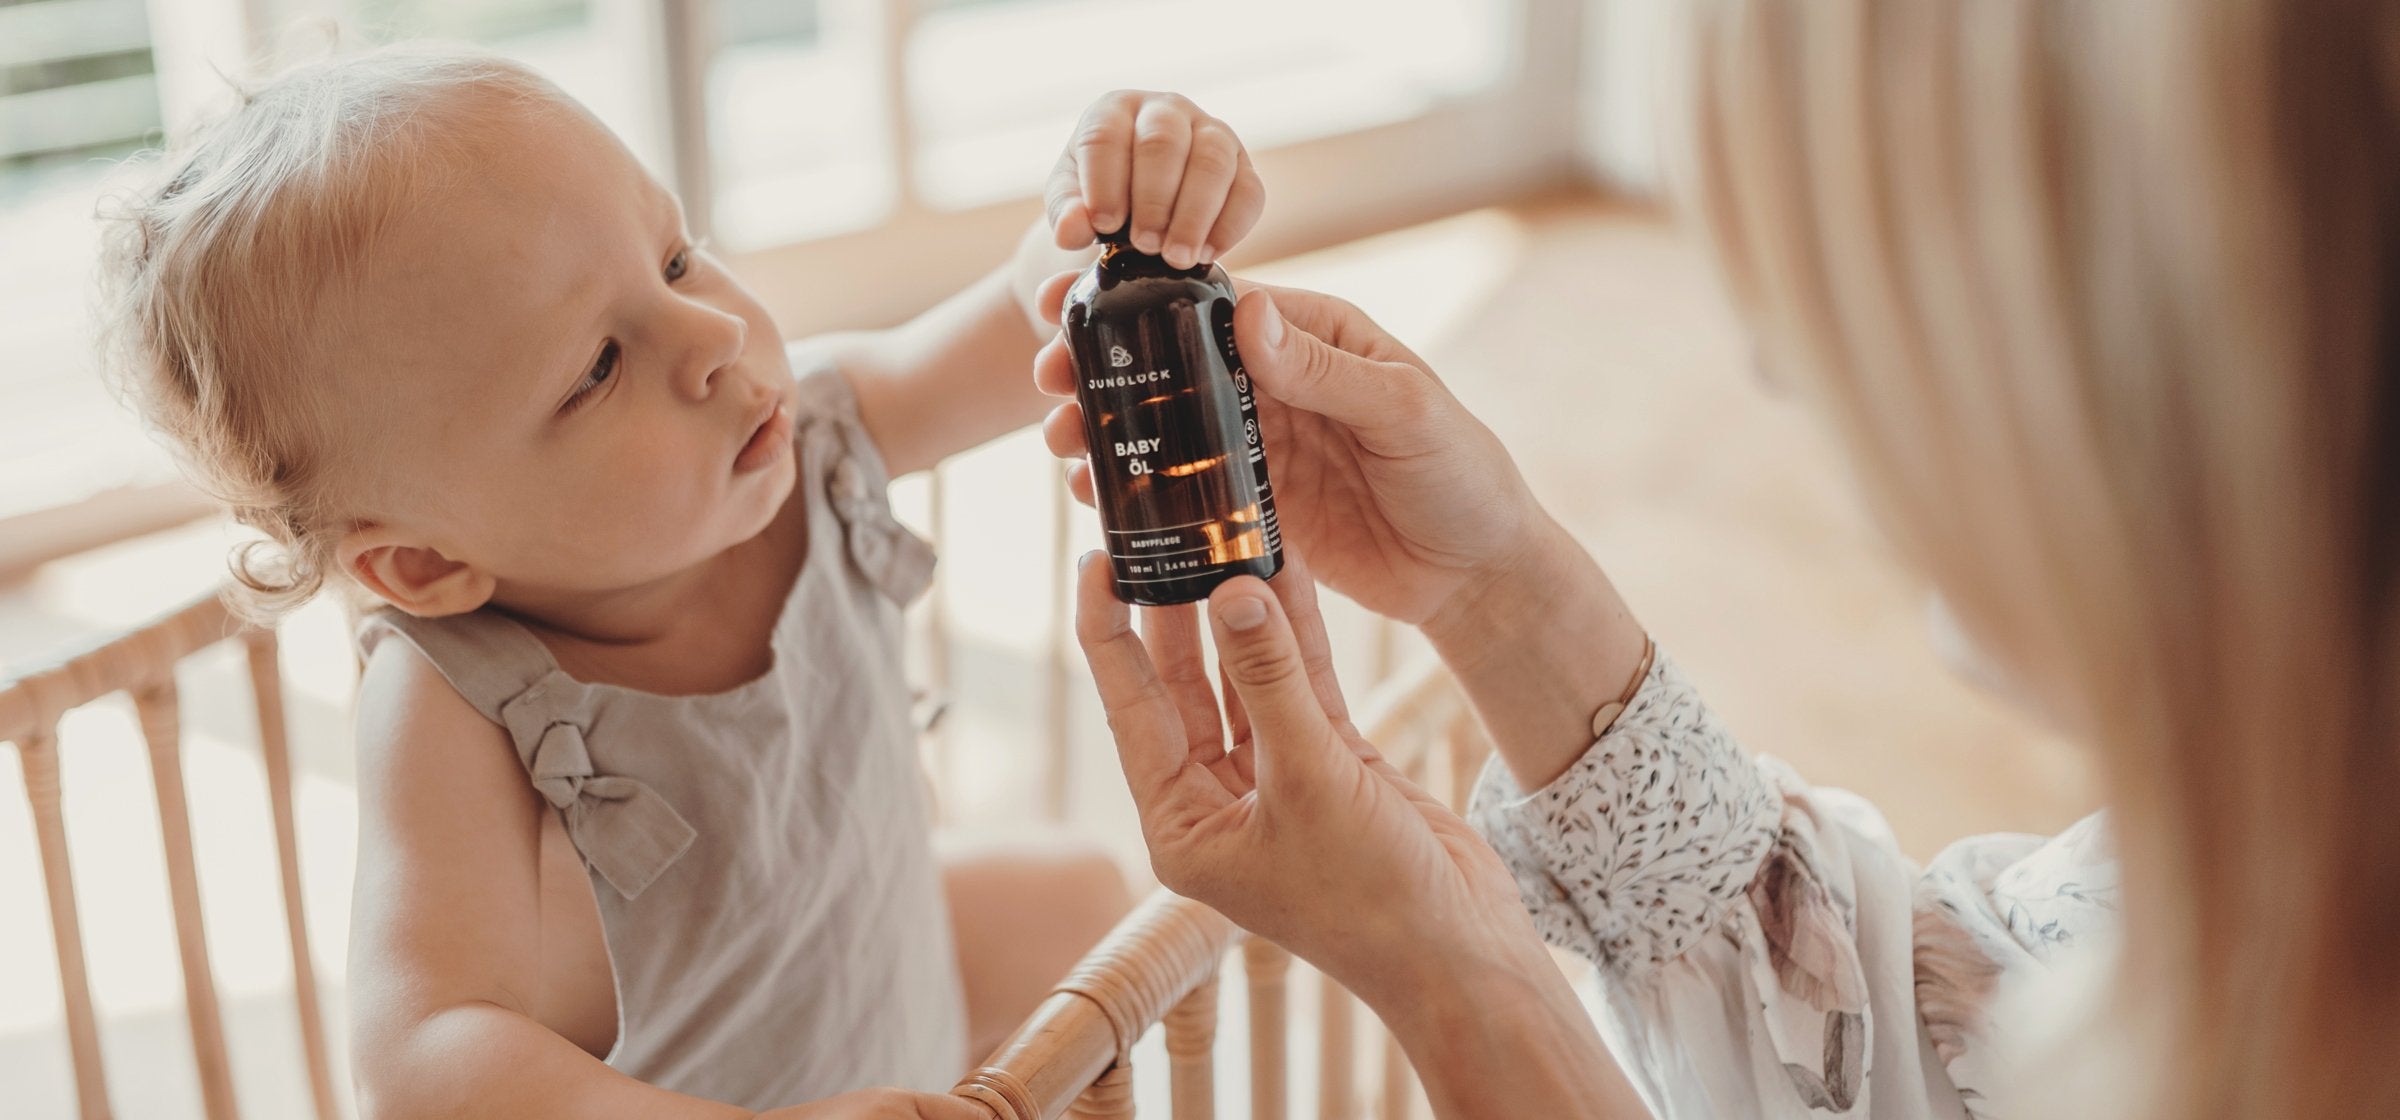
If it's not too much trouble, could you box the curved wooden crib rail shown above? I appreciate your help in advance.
[4,584,1490,1120]
[1,590,343,1120]
[950,656,1494,1120]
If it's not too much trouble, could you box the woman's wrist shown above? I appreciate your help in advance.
[1364,934,1645,1118]
[1420,518,1651,791]
[1421,514,1586,657]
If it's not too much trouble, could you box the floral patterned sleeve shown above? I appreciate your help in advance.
[1466,651,1783,977]
[1466,648,2120,1120]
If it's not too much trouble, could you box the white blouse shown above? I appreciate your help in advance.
[1468,651,2123,1120]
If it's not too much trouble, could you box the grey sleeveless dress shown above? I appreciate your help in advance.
[357,364,967,1109]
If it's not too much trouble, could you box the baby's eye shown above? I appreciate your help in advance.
[666,248,690,282]
[563,341,620,412]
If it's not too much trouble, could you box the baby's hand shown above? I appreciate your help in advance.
[1044,91,1265,268]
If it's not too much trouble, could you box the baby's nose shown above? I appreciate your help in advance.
[675,309,748,399]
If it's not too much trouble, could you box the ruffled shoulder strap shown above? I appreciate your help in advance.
[356,609,698,900]
[789,360,938,605]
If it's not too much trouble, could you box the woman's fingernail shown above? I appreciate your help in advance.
[1258,292,1285,349]
[1078,550,1100,571]
[1220,596,1268,631]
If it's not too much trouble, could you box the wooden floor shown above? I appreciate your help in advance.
[0,192,2098,1119]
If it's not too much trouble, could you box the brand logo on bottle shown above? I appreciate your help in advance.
[1109,345,1134,368]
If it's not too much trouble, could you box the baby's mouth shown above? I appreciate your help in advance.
[734,401,793,473]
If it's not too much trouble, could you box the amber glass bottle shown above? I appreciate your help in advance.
[1064,233,1283,605]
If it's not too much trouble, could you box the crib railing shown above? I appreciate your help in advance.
[0,590,342,1120]
[951,658,1494,1120]
[6,569,1494,1120]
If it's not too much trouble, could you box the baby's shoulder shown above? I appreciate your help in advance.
[352,630,534,815]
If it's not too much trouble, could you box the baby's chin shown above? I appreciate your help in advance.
[708,448,803,555]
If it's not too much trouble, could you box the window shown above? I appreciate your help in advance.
[2,0,172,524]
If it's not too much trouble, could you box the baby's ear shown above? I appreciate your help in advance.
[336,526,496,618]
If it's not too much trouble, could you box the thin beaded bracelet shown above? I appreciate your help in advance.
[1588,634,1658,740]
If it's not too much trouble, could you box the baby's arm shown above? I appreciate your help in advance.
[346,642,756,1120]
[798,221,1081,479]
[828,91,1264,476]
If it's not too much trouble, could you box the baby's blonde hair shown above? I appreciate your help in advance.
[96,41,566,620]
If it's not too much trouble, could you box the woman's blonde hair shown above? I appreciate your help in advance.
[1685,0,2400,1115]
[96,41,564,621]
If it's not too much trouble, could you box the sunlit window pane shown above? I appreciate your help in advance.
[707,0,894,250]
[0,0,168,521]
[906,0,1511,211]
[343,0,587,40]
[258,0,671,177]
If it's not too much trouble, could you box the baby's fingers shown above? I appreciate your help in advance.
[1053,91,1142,242]
[1044,148,1100,250]
[1126,95,1197,255]
[1163,119,1241,269]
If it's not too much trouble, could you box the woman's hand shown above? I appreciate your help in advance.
[1071,548,1539,1005]
[1043,90,1266,267]
[1036,282,1560,632]
[1074,553,1650,1119]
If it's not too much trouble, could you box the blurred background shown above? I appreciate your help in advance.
[0,1,2092,1117]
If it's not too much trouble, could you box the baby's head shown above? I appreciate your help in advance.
[100,42,798,623]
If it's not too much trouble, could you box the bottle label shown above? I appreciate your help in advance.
[1068,293,1281,591]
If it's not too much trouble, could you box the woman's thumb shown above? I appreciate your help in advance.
[1208,577,1344,795]
[1234,290,1433,437]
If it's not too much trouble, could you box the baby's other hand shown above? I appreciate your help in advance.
[1044,91,1265,268]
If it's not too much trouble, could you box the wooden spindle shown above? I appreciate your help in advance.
[245,630,343,1120]
[134,680,240,1120]
[1319,974,1356,1120]
[1164,970,1219,1120]
[19,731,111,1120]
[1065,1061,1134,1120]
[1243,936,1290,1120]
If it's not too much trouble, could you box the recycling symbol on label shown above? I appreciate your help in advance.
[1108,345,1134,368]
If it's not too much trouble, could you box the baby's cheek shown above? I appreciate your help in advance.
[596,434,722,523]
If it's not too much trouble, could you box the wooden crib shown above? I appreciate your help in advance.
[0,584,1496,1120]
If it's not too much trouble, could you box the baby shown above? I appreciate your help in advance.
[96,42,1263,1120]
